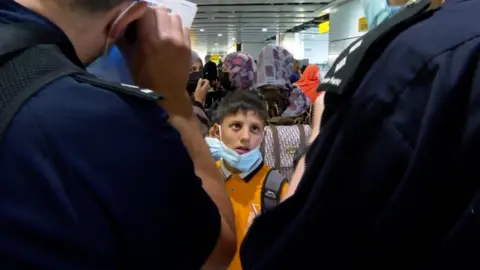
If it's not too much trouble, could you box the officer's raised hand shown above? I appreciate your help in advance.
[118,4,193,118]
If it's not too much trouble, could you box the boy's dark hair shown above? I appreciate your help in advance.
[215,90,267,124]
[69,0,127,13]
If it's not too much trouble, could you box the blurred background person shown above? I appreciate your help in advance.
[295,64,321,104]
[204,55,218,88]
[220,52,257,91]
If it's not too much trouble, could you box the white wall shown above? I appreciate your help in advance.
[241,42,267,60]
[328,0,366,65]
[280,33,304,60]
[302,30,329,64]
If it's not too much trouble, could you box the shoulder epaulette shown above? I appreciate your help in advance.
[73,74,164,101]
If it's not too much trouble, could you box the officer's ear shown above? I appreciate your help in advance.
[106,1,148,43]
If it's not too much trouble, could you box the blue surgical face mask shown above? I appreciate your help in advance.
[362,0,403,29]
[221,145,263,173]
[205,137,222,161]
[217,126,263,172]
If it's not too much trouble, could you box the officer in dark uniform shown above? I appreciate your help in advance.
[0,1,235,269]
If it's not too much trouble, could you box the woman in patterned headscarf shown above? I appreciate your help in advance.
[254,45,311,120]
[220,52,257,91]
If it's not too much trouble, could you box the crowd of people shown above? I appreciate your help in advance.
[185,45,325,269]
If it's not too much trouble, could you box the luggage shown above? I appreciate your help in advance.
[260,125,311,180]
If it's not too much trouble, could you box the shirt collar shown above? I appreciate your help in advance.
[220,158,264,183]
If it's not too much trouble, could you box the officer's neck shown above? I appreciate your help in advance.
[14,0,109,64]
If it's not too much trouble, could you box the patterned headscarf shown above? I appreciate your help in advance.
[222,52,257,90]
[255,45,293,90]
[255,45,311,117]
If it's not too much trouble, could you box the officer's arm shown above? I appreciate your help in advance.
[284,93,325,200]
[169,113,237,269]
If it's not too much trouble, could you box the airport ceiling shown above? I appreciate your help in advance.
[190,0,334,53]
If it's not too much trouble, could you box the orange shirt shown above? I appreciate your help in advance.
[217,161,288,270]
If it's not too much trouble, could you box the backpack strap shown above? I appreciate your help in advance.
[261,169,287,212]
[0,46,163,144]
[269,125,281,170]
[297,124,306,148]
[260,125,281,168]
[0,44,86,143]
[260,141,265,157]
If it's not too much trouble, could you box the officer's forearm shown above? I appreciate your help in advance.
[168,113,237,267]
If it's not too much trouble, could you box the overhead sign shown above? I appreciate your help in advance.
[358,17,369,32]
[210,55,221,63]
[318,21,330,34]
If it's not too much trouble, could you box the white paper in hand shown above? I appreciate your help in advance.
[146,0,198,28]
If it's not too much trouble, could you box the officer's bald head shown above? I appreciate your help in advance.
[61,0,131,13]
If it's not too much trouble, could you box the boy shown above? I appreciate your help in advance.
[208,90,288,270]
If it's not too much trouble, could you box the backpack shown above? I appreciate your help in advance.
[260,125,311,180]
[260,168,287,212]
[0,23,163,144]
[241,0,448,269]
[258,86,312,125]
[256,84,312,181]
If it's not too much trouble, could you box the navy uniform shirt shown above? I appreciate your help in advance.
[242,0,480,269]
[0,2,220,269]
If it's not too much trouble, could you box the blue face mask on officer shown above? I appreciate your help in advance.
[362,0,404,29]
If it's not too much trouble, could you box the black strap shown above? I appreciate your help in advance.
[0,45,86,143]
[0,23,164,145]
[73,74,163,102]
[261,169,287,212]
[0,23,64,57]
[298,124,306,149]
[270,126,281,170]
[260,141,265,157]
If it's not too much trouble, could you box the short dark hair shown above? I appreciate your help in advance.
[215,90,267,124]
[69,0,128,13]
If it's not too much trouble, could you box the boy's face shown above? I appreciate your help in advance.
[220,110,265,154]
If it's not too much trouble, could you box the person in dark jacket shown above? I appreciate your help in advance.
[204,55,218,85]
[0,1,236,269]
[241,0,480,269]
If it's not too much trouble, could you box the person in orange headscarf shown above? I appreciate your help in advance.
[295,64,321,103]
